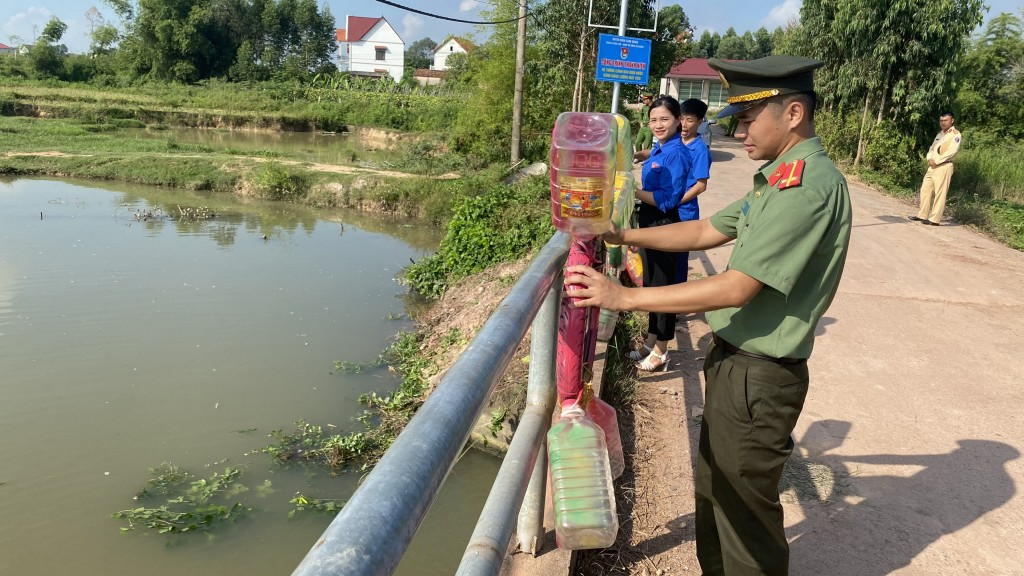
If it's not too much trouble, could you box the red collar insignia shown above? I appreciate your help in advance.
[777,159,805,189]
[768,162,788,187]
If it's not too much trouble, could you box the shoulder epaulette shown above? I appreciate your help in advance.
[777,159,805,189]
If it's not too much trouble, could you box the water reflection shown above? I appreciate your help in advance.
[26,176,437,251]
[0,177,495,576]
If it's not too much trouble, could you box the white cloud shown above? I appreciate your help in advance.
[2,7,92,53]
[459,0,476,13]
[761,0,802,29]
[3,7,53,44]
[402,14,424,42]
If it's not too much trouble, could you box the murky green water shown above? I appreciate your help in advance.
[0,178,498,575]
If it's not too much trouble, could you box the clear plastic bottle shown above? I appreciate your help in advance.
[548,405,619,550]
[586,396,624,479]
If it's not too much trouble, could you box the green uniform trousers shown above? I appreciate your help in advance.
[634,126,653,151]
[696,340,809,576]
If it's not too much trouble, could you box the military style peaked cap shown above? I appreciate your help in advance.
[708,55,824,118]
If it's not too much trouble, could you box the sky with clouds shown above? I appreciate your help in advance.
[2,0,1021,54]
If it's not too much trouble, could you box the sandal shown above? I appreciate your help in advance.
[628,344,653,362]
[636,349,670,372]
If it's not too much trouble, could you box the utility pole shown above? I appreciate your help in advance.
[609,0,628,114]
[510,0,527,166]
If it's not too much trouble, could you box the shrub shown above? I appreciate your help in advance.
[404,176,555,297]
[815,109,860,164]
[863,121,919,189]
[249,163,311,200]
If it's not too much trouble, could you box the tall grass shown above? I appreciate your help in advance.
[951,145,1024,204]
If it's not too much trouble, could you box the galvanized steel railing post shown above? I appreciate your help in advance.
[291,232,570,576]
[454,280,561,576]
[516,283,559,555]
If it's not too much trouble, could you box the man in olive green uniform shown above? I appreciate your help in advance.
[566,56,852,575]
[909,111,961,226]
[634,93,654,153]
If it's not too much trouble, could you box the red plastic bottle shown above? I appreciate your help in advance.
[550,112,616,238]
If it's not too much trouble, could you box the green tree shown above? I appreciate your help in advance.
[647,3,693,93]
[27,17,69,79]
[228,39,262,82]
[797,0,985,166]
[112,0,335,82]
[406,37,437,70]
[715,35,747,59]
[90,23,119,55]
[40,16,68,44]
[752,27,774,59]
[694,30,720,59]
[956,12,1024,139]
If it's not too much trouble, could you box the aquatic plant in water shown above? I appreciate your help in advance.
[113,463,263,534]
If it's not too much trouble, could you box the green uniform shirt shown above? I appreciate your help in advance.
[707,136,851,359]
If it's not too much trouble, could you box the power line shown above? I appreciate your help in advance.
[373,0,529,25]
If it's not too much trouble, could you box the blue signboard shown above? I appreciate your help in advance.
[595,33,652,85]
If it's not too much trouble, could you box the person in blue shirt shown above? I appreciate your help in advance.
[628,95,692,372]
[674,98,713,285]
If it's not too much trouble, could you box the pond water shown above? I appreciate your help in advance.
[0,178,498,575]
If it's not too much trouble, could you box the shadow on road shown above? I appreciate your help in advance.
[710,150,736,163]
[787,422,1019,575]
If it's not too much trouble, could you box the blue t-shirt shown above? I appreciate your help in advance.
[678,137,711,222]
[641,137,692,215]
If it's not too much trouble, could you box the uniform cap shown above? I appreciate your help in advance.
[708,55,824,118]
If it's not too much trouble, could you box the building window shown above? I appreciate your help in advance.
[708,82,728,108]
[375,48,386,61]
[677,80,702,100]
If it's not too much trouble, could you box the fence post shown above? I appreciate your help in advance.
[516,283,560,554]
[454,284,561,575]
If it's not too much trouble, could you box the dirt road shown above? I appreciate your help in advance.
[617,128,1024,575]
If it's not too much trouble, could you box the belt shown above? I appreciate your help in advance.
[712,334,807,366]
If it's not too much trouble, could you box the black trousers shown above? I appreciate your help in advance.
[640,245,676,341]
[696,339,809,576]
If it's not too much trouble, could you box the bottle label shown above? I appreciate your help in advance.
[559,176,604,219]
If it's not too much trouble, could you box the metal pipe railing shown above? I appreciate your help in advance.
[291,232,570,576]
[455,278,560,575]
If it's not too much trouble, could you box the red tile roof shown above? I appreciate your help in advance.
[666,58,742,79]
[0,42,13,49]
[347,16,382,42]
[433,36,475,53]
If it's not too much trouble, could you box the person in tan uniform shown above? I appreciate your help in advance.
[909,111,961,226]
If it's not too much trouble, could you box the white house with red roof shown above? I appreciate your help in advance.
[336,16,404,82]
[0,42,16,56]
[431,36,473,71]
[658,58,731,110]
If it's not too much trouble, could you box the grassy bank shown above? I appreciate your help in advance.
[0,115,500,225]
[0,78,461,134]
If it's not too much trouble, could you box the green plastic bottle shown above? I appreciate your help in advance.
[547,405,618,549]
